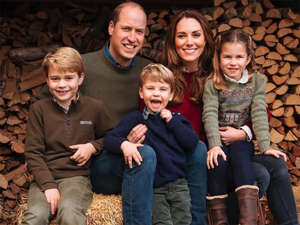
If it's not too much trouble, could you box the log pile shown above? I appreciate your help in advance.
[0,0,298,224]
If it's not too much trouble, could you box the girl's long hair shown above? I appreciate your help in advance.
[213,29,256,90]
[164,10,214,104]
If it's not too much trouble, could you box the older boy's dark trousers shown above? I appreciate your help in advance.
[207,141,255,196]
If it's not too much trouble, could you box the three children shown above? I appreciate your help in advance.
[22,47,113,225]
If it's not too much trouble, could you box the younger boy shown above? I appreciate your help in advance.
[22,47,113,225]
[103,63,198,225]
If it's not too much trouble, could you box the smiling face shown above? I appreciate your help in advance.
[47,66,84,108]
[139,79,173,114]
[108,5,147,67]
[175,17,206,71]
[220,42,251,81]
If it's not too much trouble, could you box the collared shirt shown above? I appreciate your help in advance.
[142,108,160,120]
[104,42,136,69]
[224,69,249,84]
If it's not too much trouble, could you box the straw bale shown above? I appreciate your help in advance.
[16,193,122,225]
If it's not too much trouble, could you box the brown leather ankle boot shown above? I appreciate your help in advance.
[235,185,259,225]
[207,195,229,225]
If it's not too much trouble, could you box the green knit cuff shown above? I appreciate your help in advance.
[258,141,270,153]
[208,136,222,149]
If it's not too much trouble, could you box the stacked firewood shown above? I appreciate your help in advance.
[0,0,298,224]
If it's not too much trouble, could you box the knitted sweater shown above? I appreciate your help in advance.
[103,111,199,188]
[167,71,205,141]
[36,47,152,126]
[203,72,270,152]
[25,96,113,191]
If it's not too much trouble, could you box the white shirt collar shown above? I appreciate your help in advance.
[224,69,249,84]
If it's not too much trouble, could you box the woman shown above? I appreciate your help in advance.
[163,9,298,225]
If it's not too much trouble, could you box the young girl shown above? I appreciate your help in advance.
[202,29,287,225]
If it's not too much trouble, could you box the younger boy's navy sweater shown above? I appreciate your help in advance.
[103,111,199,188]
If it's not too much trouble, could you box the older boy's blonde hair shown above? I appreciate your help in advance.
[139,63,175,93]
[42,47,84,77]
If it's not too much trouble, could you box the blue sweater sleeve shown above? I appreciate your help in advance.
[103,112,142,154]
[167,113,199,152]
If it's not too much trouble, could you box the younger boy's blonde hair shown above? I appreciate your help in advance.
[139,63,175,93]
[42,47,84,77]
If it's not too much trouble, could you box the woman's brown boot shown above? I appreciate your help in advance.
[235,185,259,225]
[207,195,229,225]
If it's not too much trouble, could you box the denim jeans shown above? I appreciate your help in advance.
[22,176,93,225]
[228,155,299,225]
[90,145,156,225]
[186,141,207,225]
[253,155,299,225]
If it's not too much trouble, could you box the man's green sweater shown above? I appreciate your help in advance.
[203,72,270,153]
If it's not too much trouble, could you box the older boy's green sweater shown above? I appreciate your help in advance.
[203,72,270,153]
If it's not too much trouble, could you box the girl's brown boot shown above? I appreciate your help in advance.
[207,195,229,225]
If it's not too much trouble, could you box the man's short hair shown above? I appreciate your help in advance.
[42,47,84,77]
[111,1,146,24]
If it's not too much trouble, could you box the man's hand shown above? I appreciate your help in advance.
[121,141,143,168]
[219,126,246,145]
[69,143,96,166]
[264,148,287,161]
[127,124,147,143]
[207,146,226,169]
[160,109,172,123]
[45,188,60,215]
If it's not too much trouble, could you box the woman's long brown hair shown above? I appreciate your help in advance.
[164,10,214,105]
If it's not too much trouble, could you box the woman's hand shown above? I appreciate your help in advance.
[264,148,287,161]
[207,146,226,169]
[127,124,147,144]
[219,126,246,145]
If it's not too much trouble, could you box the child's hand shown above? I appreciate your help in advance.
[127,124,147,144]
[207,146,226,169]
[69,143,96,166]
[121,141,143,169]
[44,188,60,215]
[264,148,287,161]
[160,109,172,123]
[219,126,246,145]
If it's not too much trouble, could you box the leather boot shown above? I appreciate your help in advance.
[235,185,259,225]
[207,195,229,225]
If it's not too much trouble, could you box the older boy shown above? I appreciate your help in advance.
[22,47,113,225]
[104,63,199,225]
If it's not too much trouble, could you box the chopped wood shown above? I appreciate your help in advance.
[293,29,300,38]
[266,51,282,60]
[213,7,224,20]
[267,64,278,74]
[0,133,10,144]
[275,84,288,95]
[284,107,295,118]
[266,82,276,93]
[262,19,273,27]
[7,115,22,126]
[214,0,225,7]
[266,92,276,104]
[13,175,27,187]
[284,94,300,105]
[241,0,248,6]
[255,46,269,57]
[279,62,291,74]
[242,6,252,18]
[4,164,26,182]
[270,128,284,143]
[287,77,300,85]
[272,75,289,85]
[0,174,8,189]
[276,43,290,55]
[277,28,293,38]
[255,2,264,15]
[279,19,294,28]
[11,141,25,154]
[249,13,262,23]
[262,59,276,67]
[269,116,282,128]
[255,56,265,65]
[266,22,277,33]
[243,26,254,35]
[272,99,283,109]
[285,130,298,141]
[264,34,278,43]
[218,24,231,32]
[284,54,298,62]
[271,107,284,117]
[291,66,300,77]
[229,18,243,28]
[266,8,281,19]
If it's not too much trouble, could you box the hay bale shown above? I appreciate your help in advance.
[16,194,122,225]
[86,194,122,225]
